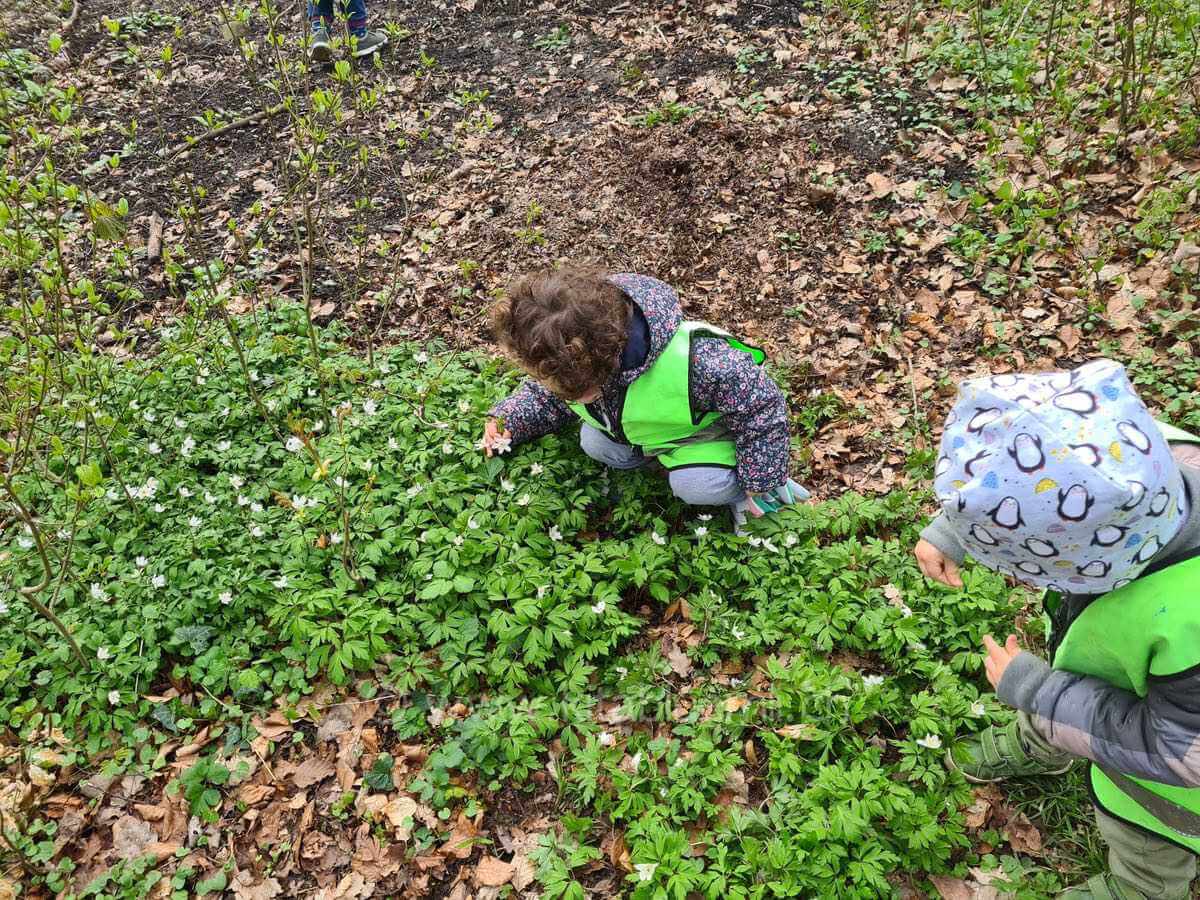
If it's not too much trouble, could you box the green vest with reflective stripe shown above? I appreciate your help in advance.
[568,321,766,470]
[1052,423,1200,851]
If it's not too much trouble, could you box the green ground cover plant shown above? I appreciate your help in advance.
[2,304,1066,895]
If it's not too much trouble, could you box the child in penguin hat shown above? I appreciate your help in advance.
[916,359,1200,900]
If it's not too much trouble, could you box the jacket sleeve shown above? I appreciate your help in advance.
[690,338,790,493]
[487,379,577,445]
[998,651,1200,787]
[919,515,968,565]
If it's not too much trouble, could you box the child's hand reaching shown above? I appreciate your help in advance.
[983,634,1022,689]
[914,539,963,588]
[477,419,513,457]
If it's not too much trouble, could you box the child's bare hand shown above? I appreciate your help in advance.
[983,634,1022,689]
[914,539,963,588]
[477,419,513,458]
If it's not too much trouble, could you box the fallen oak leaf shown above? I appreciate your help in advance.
[865,172,894,198]
[475,855,515,887]
[290,757,335,789]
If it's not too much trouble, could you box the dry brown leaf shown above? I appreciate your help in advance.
[290,757,335,789]
[930,876,975,900]
[383,795,419,840]
[724,696,748,713]
[1105,289,1139,331]
[110,815,155,861]
[1005,810,1043,855]
[605,830,632,872]
[475,855,515,887]
[238,783,275,806]
[964,794,991,829]
[253,712,292,741]
[439,816,479,859]
[315,872,373,900]
[353,831,402,881]
[231,871,284,900]
[664,640,693,678]
[865,172,894,198]
[775,723,819,740]
[511,853,536,891]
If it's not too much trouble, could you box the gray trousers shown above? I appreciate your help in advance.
[579,424,745,507]
[1018,712,1196,898]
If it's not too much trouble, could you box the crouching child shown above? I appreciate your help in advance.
[916,359,1200,900]
[479,267,808,530]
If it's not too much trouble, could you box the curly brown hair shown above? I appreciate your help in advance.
[491,267,630,400]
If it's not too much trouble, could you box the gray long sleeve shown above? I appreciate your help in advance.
[999,651,1200,787]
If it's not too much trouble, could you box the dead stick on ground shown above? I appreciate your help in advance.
[62,0,80,33]
[146,213,163,262]
[159,102,286,158]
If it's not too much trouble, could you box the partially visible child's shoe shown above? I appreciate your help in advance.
[350,29,388,57]
[730,478,810,533]
[946,720,1074,783]
[1057,873,1148,899]
[309,25,332,62]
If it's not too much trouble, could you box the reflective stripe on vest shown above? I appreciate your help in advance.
[569,321,766,470]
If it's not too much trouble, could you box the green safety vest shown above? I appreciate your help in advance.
[1050,422,1200,851]
[568,321,766,470]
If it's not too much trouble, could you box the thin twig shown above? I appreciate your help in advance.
[62,0,81,33]
[159,102,285,158]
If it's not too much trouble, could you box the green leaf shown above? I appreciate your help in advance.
[75,462,103,486]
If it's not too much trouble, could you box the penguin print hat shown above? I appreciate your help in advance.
[935,359,1186,593]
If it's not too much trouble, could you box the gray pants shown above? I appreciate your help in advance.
[579,424,745,507]
[1018,712,1196,898]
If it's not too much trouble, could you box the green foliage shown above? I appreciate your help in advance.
[634,102,698,128]
[168,755,230,822]
[533,25,572,53]
[0,304,1078,893]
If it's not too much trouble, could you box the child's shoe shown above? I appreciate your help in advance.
[350,29,389,57]
[946,720,1073,783]
[309,25,332,62]
[1057,873,1147,899]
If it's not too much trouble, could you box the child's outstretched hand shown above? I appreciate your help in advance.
[983,634,1022,689]
[477,419,513,458]
[914,539,963,588]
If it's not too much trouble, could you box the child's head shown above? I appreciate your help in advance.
[935,359,1185,592]
[491,267,629,402]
